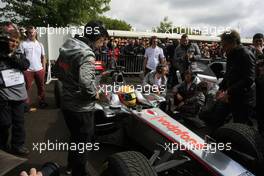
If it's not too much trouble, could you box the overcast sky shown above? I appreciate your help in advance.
[105,0,264,37]
[1,0,263,37]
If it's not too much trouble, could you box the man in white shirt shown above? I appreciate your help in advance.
[20,26,47,109]
[143,36,166,75]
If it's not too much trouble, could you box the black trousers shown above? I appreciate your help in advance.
[0,100,25,149]
[167,65,178,88]
[203,101,253,128]
[62,109,94,176]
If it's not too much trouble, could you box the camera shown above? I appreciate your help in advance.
[40,162,60,176]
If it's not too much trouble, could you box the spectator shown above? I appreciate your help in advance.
[211,42,222,59]
[20,26,48,110]
[166,39,179,88]
[143,38,150,48]
[19,27,27,41]
[166,40,178,62]
[124,39,135,56]
[134,38,145,55]
[119,42,126,56]
[0,22,30,155]
[203,46,210,58]
[143,63,168,97]
[216,30,256,125]
[100,40,109,54]
[158,39,167,57]
[173,34,201,74]
[108,42,120,61]
[143,36,166,75]
[249,33,264,63]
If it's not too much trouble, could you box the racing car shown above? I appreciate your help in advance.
[54,61,264,176]
[92,62,264,176]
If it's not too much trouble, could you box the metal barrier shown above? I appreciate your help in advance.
[96,54,145,74]
[46,54,223,84]
[95,54,224,75]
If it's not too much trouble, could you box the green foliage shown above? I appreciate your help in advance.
[153,16,172,33]
[153,16,202,35]
[0,0,111,26]
[97,16,131,31]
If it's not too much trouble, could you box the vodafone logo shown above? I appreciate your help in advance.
[146,109,158,116]
[149,116,201,146]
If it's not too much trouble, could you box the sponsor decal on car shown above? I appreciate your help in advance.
[149,115,204,148]
[146,109,158,116]
[133,108,254,176]
[141,109,204,149]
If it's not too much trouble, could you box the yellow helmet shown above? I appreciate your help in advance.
[118,85,137,107]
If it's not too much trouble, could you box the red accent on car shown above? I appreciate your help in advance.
[95,61,105,71]
[146,109,157,116]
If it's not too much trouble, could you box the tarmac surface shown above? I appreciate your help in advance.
[4,77,143,176]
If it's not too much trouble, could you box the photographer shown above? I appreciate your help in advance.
[55,20,108,176]
[173,34,201,74]
[0,22,30,155]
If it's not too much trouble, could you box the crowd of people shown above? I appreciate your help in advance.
[95,36,223,61]
[0,20,264,176]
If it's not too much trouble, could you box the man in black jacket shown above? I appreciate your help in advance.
[256,61,264,135]
[217,30,256,124]
[0,22,30,155]
[248,33,264,64]
[124,39,135,56]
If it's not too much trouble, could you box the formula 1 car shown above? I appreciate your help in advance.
[92,62,264,176]
[53,61,264,176]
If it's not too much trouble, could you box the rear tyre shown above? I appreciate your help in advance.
[212,123,264,175]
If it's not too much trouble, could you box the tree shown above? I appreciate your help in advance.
[97,16,131,31]
[153,16,173,33]
[0,0,111,27]
[153,16,202,35]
